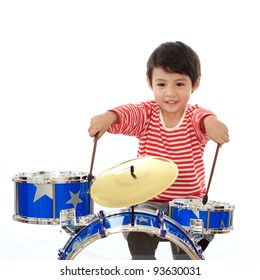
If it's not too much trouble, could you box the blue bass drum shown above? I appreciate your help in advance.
[169,199,234,234]
[58,208,204,260]
[13,171,93,225]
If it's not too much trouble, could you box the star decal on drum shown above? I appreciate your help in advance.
[33,183,53,203]
[191,210,200,218]
[137,216,149,223]
[66,191,83,209]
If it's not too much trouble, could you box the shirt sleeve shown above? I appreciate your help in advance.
[107,102,152,137]
[191,105,216,144]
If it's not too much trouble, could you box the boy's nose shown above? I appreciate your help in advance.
[166,88,177,97]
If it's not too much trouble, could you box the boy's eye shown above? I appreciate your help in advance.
[157,83,166,87]
[176,82,185,87]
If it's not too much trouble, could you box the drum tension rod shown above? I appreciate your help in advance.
[98,210,107,238]
[156,209,167,238]
[58,248,65,260]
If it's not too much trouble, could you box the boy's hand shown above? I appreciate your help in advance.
[203,116,229,145]
[88,111,119,139]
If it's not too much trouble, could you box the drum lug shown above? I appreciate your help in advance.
[156,209,167,238]
[60,208,76,236]
[190,218,204,241]
[60,208,97,236]
[98,210,107,238]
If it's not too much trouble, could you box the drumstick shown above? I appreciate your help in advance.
[87,134,98,182]
[202,143,220,205]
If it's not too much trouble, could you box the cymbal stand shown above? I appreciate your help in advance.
[131,205,135,227]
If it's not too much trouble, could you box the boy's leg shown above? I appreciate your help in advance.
[126,202,168,260]
[170,235,214,259]
[197,234,214,251]
[127,232,160,260]
[170,243,191,260]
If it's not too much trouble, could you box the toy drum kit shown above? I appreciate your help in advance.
[12,142,235,260]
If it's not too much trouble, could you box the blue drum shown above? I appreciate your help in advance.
[58,208,204,260]
[13,171,93,225]
[169,199,234,234]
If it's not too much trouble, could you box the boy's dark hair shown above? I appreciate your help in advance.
[146,41,201,87]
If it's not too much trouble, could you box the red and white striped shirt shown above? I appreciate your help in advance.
[108,100,215,203]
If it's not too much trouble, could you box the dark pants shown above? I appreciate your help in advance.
[127,232,210,260]
[127,202,213,260]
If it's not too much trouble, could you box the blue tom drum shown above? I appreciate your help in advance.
[13,171,93,225]
[169,199,235,234]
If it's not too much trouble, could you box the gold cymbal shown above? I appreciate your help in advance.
[90,156,178,208]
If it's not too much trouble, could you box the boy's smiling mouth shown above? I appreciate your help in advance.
[166,100,178,105]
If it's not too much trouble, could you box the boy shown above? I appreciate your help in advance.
[88,41,229,259]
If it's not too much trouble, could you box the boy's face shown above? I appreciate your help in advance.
[148,67,199,118]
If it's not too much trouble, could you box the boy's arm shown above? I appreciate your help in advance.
[88,111,119,139]
[201,115,229,145]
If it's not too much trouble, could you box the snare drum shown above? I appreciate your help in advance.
[13,171,93,225]
[58,208,204,260]
[169,199,234,234]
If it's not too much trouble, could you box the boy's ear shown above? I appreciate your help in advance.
[146,76,153,89]
[192,76,201,92]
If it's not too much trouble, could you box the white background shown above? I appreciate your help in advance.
[0,0,259,268]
